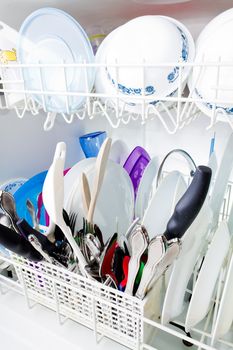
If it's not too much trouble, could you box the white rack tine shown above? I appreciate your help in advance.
[62,112,74,124]
[197,306,214,350]
[141,58,146,124]
[114,57,120,120]
[14,104,27,119]
[44,112,57,131]
[176,62,183,125]
[62,59,70,115]
[83,57,92,116]
[38,59,47,112]
[210,267,225,339]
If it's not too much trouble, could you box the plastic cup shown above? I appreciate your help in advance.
[79,131,107,158]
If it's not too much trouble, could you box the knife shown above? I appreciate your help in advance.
[0,223,43,261]
[135,165,212,299]
[16,218,67,266]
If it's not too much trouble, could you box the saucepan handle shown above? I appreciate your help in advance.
[164,165,212,241]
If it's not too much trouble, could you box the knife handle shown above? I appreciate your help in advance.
[16,219,56,254]
[164,166,212,241]
[0,223,43,261]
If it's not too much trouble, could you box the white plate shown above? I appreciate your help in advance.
[142,171,187,238]
[212,249,233,345]
[18,8,95,113]
[65,160,134,242]
[208,133,233,229]
[0,178,27,195]
[64,158,95,207]
[109,139,129,165]
[161,204,213,325]
[185,221,230,331]
[135,156,158,219]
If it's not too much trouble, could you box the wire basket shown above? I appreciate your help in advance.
[7,253,161,349]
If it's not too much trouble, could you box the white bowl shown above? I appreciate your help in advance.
[104,16,194,101]
[196,8,233,51]
[95,16,194,113]
[189,16,233,118]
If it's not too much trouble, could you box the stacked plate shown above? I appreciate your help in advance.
[18,8,95,113]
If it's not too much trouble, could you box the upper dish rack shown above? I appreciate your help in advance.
[1,60,233,133]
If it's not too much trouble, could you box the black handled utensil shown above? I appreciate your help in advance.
[135,165,212,299]
[164,165,212,241]
[0,223,43,261]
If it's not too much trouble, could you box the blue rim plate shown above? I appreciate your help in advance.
[18,7,95,113]
[0,178,28,195]
[14,170,48,227]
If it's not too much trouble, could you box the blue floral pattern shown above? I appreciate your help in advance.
[149,88,178,106]
[194,89,233,115]
[167,26,189,84]
[106,24,189,102]
[106,69,156,96]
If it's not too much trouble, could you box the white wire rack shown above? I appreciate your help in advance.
[1,60,233,132]
[0,181,233,350]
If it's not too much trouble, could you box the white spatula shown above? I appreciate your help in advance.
[42,142,89,277]
[86,137,112,226]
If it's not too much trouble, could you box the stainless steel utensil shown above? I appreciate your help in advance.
[0,190,20,233]
[26,199,39,231]
[125,226,149,295]
[28,234,64,267]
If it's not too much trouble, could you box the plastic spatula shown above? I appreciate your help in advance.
[42,142,89,277]
[81,172,91,216]
[86,137,112,226]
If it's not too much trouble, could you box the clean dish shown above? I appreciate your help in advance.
[185,221,230,331]
[189,13,233,119]
[64,158,96,207]
[109,139,129,165]
[65,160,134,241]
[14,171,48,227]
[18,7,95,113]
[79,131,107,158]
[0,178,27,195]
[211,250,233,345]
[161,203,212,325]
[196,8,233,51]
[105,16,194,102]
[123,146,150,196]
[142,171,187,238]
[208,133,233,230]
[95,26,179,114]
[135,156,158,218]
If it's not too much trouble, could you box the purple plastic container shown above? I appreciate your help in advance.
[123,146,150,197]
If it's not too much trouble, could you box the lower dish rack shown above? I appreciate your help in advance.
[0,252,162,350]
[0,249,232,350]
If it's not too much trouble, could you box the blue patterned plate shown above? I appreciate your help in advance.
[14,171,48,227]
[0,178,28,195]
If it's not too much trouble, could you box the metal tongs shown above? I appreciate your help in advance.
[132,165,212,299]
